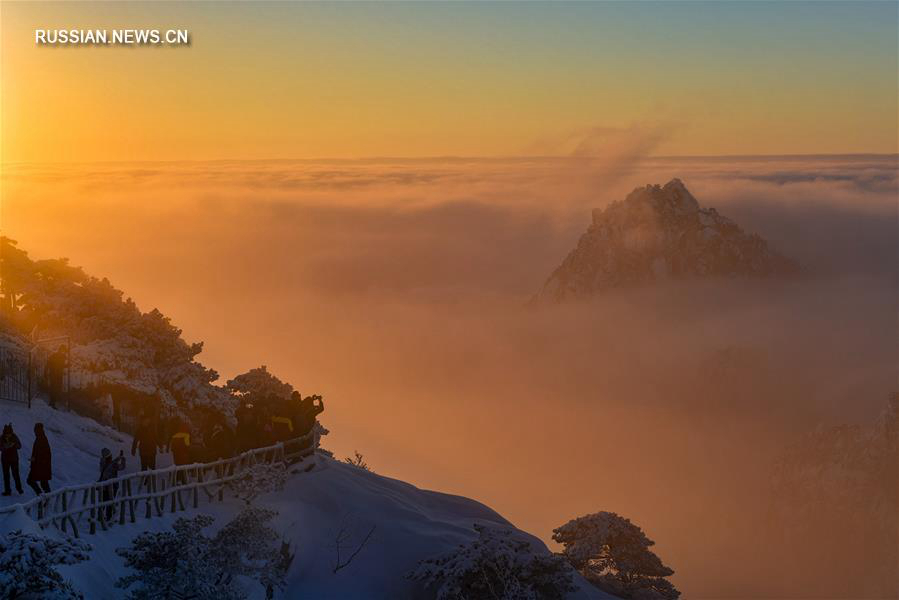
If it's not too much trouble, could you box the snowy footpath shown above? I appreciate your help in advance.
[0,398,609,598]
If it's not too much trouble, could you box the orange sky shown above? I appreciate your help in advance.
[2,1,897,162]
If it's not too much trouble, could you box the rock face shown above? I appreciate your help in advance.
[536,179,798,302]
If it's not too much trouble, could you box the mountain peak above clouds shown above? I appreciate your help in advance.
[536,179,799,303]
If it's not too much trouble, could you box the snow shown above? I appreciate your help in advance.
[0,397,610,598]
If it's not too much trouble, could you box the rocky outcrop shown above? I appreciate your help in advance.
[536,179,798,302]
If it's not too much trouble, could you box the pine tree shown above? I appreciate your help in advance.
[116,515,244,600]
[0,529,91,599]
[552,512,679,600]
[211,506,293,599]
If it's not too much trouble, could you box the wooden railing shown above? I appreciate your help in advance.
[0,430,317,538]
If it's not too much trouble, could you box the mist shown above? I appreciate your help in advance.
[2,154,896,597]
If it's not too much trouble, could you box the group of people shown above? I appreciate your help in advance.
[0,390,325,501]
[1,420,125,500]
[128,390,324,476]
[0,422,52,497]
[235,391,325,454]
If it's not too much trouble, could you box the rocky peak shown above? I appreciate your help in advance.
[536,179,799,303]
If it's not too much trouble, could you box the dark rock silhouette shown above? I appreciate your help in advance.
[536,179,799,303]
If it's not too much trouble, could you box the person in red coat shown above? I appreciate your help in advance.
[26,423,52,495]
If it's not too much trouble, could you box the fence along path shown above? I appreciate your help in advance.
[0,431,317,538]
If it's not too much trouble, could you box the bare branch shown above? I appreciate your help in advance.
[332,524,376,574]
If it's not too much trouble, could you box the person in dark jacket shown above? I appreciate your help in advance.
[1,424,23,496]
[257,405,275,449]
[295,394,325,435]
[44,346,67,409]
[131,415,159,471]
[207,422,236,476]
[235,401,258,453]
[99,448,126,482]
[26,423,51,495]
[99,447,126,520]
[207,422,235,461]
[169,420,192,485]
[293,393,325,452]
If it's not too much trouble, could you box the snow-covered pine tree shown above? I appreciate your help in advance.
[225,366,294,403]
[117,508,292,600]
[409,523,575,600]
[0,237,230,417]
[220,461,293,597]
[211,506,293,599]
[115,515,244,600]
[0,529,92,599]
[552,512,679,600]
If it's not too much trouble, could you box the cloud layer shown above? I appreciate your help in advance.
[2,154,896,596]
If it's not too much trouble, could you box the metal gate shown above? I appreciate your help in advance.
[0,345,32,407]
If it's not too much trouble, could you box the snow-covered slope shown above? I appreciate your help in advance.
[0,398,610,599]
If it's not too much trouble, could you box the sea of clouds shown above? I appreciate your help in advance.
[3,152,896,596]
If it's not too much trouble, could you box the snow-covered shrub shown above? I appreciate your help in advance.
[0,530,91,599]
[116,515,244,600]
[552,512,679,600]
[227,462,288,505]
[409,523,574,600]
[211,506,293,599]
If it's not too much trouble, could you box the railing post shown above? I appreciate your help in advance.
[60,492,68,534]
[119,481,127,526]
[26,352,32,409]
[127,479,136,523]
[89,487,97,535]
[218,460,226,501]
[97,486,108,532]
